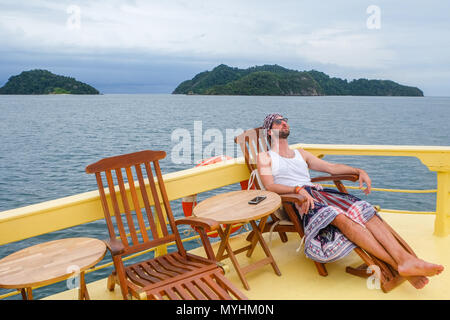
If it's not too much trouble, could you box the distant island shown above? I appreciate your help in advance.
[173,64,423,96]
[0,70,99,95]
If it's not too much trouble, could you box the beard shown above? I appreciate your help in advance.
[270,128,290,140]
[279,129,290,139]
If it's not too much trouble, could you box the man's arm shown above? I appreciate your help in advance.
[298,148,372,195]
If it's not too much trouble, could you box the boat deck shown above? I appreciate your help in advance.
[44,212,450,300]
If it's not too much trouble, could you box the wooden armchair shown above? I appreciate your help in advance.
[235,127,416,293]
[86,150,247,300]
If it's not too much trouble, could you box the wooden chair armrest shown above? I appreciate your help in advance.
[175,216,219,261]
[280,193,307,205]
[311,174,359,183]
[104,238,125,256]
[175,216,220,231]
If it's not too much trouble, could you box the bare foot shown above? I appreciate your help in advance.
[398,258,444,277]
[407,275,429,289]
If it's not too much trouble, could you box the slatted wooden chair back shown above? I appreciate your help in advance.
[235,127,352,193]
[86,150,185,257]
[234,127,269,190]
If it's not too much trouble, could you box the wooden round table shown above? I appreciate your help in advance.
[0,237,106,300]
[193,190,282,290]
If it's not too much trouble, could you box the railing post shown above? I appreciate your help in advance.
[434,171,450,237]
[154,244,168,257]
[154,209,169,257]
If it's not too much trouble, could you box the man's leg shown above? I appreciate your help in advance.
[364,215,410,264]
[331,214,430,289]
[330,214,397,268]
[365,215,443,278]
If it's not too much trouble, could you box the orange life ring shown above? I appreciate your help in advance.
[181,155,251,237]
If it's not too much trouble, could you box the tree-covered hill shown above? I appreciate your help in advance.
[173,64,423,96]
[0,70,100,95]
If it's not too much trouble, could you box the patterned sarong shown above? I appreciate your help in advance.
[297,186,377,263]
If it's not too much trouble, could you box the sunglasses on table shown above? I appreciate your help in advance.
[271,118,288,126]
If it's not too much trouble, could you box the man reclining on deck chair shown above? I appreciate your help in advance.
[256,113,444,289]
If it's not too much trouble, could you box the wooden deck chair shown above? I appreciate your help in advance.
[235,127,418,293]
[86,150,247,300]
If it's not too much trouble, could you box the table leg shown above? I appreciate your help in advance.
[19,288,33,300]
[216,224,232,260]
[246,217,269,257]
[78,272,90,300]
[249,219,282,276]
[217,225,251,290]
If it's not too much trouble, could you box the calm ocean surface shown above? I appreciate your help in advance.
[0,94,449,299]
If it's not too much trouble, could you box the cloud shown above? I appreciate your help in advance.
[0,1,394,65]
[256,27,396,69]
[0,0,449,95]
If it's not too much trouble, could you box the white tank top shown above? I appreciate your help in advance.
[269,149,313,187]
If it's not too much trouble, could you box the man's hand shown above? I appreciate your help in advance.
[298,189,316,214]
[357,169,372,195]
[313,183,323,191]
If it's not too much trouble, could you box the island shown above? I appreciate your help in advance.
[0,69,100,95]
[172,64,423,96]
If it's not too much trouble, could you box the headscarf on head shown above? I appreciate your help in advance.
[262,113,283,143]
[262,113,283,131]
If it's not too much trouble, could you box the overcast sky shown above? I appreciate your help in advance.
[1,0,449,95]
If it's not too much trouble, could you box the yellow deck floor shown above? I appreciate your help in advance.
[44,212,450,300]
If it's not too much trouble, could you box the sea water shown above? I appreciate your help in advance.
[0,94,449,299]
